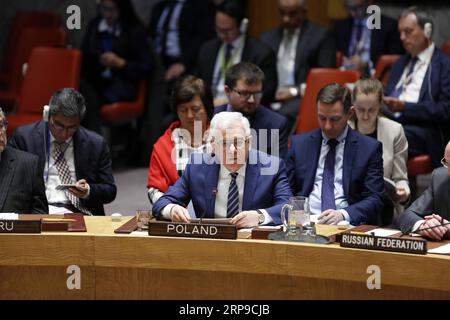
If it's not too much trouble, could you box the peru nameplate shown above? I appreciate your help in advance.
[0,219,42,234]
[149,221,237,239]
[339,233,427,255]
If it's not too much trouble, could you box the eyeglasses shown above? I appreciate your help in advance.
[0,120,7,131]
[50,118,79,133]
[232,89,263,100]
[216,137,249,149]
[441,157,449,168]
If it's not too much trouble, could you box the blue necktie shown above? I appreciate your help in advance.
[321,139,338,212]
[390,56,418,98]
[227,172,239,217]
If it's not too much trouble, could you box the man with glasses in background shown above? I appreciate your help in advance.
[9,88,116,215]
[152,111,292,228]
[214,62,289,159]
[0,108,48,213]
[397,141,450,241]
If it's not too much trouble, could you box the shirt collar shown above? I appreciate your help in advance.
[219,163,246,179]
[98,19,121,36]
[282,27,300,38]
[321,125,349,145]
[416,43,435,64]
[49,132,72,145]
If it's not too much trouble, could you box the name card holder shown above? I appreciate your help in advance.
[339,232,427,255]
[0,219,42,234]
[149,221,237,240]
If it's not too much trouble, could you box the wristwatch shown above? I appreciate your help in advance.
[256,209,265,225]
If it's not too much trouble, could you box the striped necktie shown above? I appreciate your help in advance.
[321,139,338,212]
[226,172,239,218]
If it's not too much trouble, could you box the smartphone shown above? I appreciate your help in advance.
[55,184,77,190]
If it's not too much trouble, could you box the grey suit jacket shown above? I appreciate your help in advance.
[398,167,450,233]
[0,146,48,214]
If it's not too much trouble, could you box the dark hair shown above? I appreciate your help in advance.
[171,75,214,120]
[225,62,265,90]
[216,0,246,25]
[400,6,434,33]
[99,0,143,29]
[49,88,86,119]
[316,83,352,113]
[352,78,383,103]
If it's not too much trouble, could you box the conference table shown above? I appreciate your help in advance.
[0,216,449,300]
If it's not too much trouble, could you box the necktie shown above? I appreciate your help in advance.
[160,0,177,59]
[351,19,364,56]
[321,139,338,212]
[224,43,233,66]
[53,141,91,215]
[390,56,418,98]
[227,172,239,218]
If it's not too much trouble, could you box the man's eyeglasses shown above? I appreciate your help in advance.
[0,120,8,131]
[232,89,263,100]
[216,137,249,149]
[50,118,79,133]
[441,157,449,168]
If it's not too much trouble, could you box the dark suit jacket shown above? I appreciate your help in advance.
[81,17,153,102]
[214,105,289,159]
[334,14,404,66]
[195,36,278,105]
[285,128,384,225]
[9,121,117,215]
[398,167,450,233]
[152,150,292,224]
[261,20,336,85]
[0,146,48,214]
[149,0,216,72]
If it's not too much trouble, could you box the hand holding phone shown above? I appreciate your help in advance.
[55,184,77,190]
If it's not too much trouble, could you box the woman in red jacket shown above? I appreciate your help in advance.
[147,75,213,205]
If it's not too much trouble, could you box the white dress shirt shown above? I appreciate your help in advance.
[277,27,300,88]
[397,43,435,103]
[309,127,350,221]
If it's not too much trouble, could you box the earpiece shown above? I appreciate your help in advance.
[43,105,50,122]
[239,18,249,34]
[424,22,432,40]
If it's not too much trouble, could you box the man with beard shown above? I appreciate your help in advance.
[214,62,289,158]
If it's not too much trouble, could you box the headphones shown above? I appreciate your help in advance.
[239,18,249,34]
[43,105,50,122]
[424,22,432,40]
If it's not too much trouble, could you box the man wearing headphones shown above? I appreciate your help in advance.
[9,88,117,215]
[195,0,278,107]
[384,6,450,169]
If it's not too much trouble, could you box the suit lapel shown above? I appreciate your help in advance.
[343,129,358,196]
[0,148,17,211]
[35,121,47,172]
[418,50,438,102]
[294,21,309,76]
[73,130,86,181]
[242,151,260,210]
[204,158,220,218]
[305,130,322,194]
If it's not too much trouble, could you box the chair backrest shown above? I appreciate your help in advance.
[7,27,68,92]
[336,51,344,68]
[17,47,81,115]
[2,11,61,75]
[295,68,361,134]
[441,40,450,55]
[374,54,401,86]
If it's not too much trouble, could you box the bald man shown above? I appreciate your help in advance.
[397,141,450,241]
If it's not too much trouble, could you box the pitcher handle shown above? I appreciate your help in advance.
[280,204,292,229]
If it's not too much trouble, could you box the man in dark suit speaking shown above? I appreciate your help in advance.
[397,141,450,241]
[0,108,48,214]
[286,83,384,226]
[9,88,116,215]
[152,111,292,228]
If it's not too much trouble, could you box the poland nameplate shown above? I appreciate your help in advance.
[340,233,427,255]
[0,220,42,234]
[149,221,237,239]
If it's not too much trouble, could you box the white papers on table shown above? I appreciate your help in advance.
[365,228,400,237]
[48,205,72,215]
[0,213,19,220]
[428,243,450,254]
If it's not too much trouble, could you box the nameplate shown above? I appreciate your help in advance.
[0,220,42,234]
[339,233,427,255]
[149,221,237,239]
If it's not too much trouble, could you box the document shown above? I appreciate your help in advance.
[0,213,19,220]
[428,243,450,254]
[366,228,400,237]
[384,177,398,201]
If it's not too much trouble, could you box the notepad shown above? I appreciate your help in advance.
[365,228,400,237]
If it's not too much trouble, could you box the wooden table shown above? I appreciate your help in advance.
[0,217,449,299]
